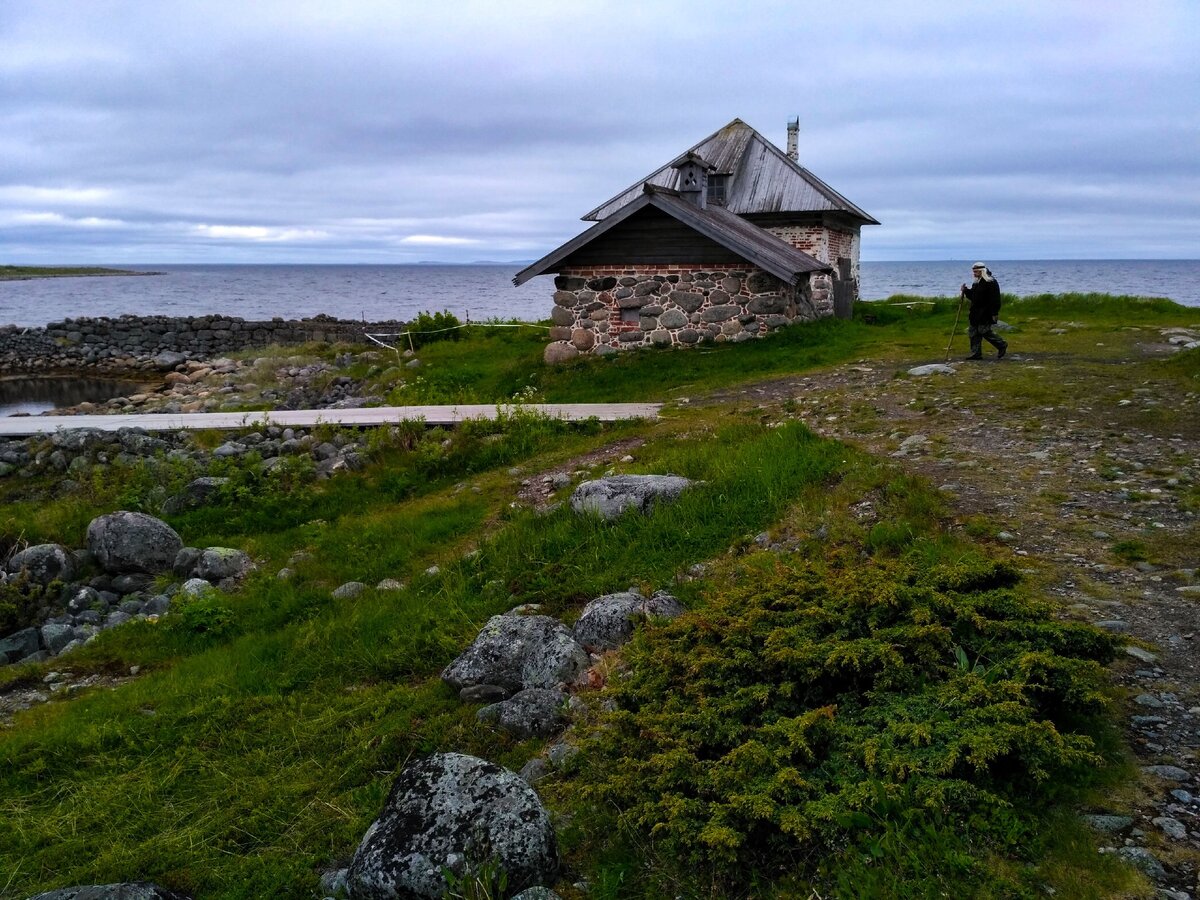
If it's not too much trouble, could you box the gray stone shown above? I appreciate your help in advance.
[163,476,230,514]
[1143,765,1191,781]
[569,474,696,521]
[477,688,568,739]
[1125,646,1158,663]
[112,573,156,595]
[142,594,172,616]
[318,868,350,897]
[549,306,574,327]
[570,328,595,351]
[700,304,740,323]
[194,548,255,582]
[153,350,188,370]
[41,623,77,655]
[511,889,562,900]
[552,290,578,308]
[442,615,590,693]
[28,884,191,900]
[677,328,700,344]
[458,684,511,703]
[180,578,216,598]
[104,610,132,628]
[572,589,685,652]
[87,511,182,575]
[746,294,788,315]
[670,291,704,312]
[67,586,101,614]
[908,364,957,376]
[173,547,203,578]
[1081,814,1133,832]
[346,753,557,900]
[1116,846,1166,878]
[518,757,550,784]
[7,543,76,585]
[50,427,109,452]
[650,329,673,347]
[1153,816,1187,840]
[658,309,689,329]
[543,342,579,365]
[0,627,42,664]
[332,581,366,600]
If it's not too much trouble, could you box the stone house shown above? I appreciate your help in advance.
[513,118,878,362]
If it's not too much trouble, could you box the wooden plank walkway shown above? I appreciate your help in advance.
[0,403,661,437]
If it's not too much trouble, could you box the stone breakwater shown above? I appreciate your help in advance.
[0,314,406,374]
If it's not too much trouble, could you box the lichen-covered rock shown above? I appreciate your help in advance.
[477,688,568,740]
[332,581,366,600]
[7,543,76,585]
[511,889,563,900]
[572,589,685,652]
[442,615,589,693]
[86,511,182,575]
[27,882,191,900]
[569,475,695,521]
[193,548,255,582]
[346,753,558,899]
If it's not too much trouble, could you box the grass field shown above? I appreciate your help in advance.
[1,294,1198,898]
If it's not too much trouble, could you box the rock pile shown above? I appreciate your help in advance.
[1,511,255,668]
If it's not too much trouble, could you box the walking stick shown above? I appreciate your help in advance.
[944,291,966,362]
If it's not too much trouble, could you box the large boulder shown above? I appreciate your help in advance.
[569,475,695,521]
[347,753,558,900]
[28,883,191,900]
[572,590,685,652]
[442,615,589,695]
[7,544,76,585]
[162,477,230,515]
[86,512,182,575]
[477,688,569,740]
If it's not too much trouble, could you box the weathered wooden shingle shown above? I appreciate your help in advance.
[581,118,878,225]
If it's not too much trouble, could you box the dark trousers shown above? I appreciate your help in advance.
[968,323,1007,355]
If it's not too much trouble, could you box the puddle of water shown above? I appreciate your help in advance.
[0,377,155,417]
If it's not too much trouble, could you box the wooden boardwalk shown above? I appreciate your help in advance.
[0,403,661,438]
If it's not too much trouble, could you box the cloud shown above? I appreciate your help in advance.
[0,1,1196,262]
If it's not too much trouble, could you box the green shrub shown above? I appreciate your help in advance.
[408,310,462,349]
[573,546,1118,894]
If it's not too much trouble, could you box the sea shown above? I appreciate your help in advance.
[1,260,1198,328]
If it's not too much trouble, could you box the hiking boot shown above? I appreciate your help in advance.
[997,344,1007,359]
[964,352,982,361]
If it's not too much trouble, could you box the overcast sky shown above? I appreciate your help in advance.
[1,0,1197,264]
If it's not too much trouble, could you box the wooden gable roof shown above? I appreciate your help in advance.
[581,118,879,225]
[512,185,830,287]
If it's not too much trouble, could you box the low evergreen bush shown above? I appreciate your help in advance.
[574,546,1119,894]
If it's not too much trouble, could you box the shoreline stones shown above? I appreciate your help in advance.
[346,753,557,900]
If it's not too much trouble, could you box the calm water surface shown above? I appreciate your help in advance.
[0,260,1196,328]
[0,377,155,417]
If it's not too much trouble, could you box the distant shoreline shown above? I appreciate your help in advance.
[0,266,162,282]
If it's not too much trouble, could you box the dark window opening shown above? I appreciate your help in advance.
[620,308,640,324]
[707,175,728,205]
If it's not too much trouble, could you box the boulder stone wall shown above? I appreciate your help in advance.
[0,314,406,374]
[542,263,821,362]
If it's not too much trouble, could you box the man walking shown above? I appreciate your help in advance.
[961,262,1007,360]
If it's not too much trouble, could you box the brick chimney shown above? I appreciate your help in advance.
[786,117,799,162]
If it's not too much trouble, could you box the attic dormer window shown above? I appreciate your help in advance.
[707,175,728,205]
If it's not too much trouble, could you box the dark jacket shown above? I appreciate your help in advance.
[964,277,1001,327]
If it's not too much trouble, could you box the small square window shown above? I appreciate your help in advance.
[707,175,728,205]
[620,308,639,324]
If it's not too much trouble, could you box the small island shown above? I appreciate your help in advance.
[0,265,159,281]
